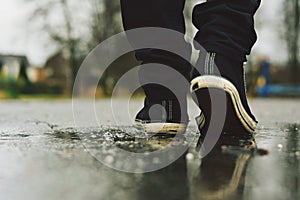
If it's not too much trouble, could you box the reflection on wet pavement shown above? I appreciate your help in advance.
[0,99,299,200]
[189,150,250,199]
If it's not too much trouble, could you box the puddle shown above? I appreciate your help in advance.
[282,123,300,132]
[46,128,81,141]
[0,123,298,200]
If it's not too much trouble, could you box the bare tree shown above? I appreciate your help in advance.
[27,0,125,95]
[88,0,121,48]
[27,0,85,94]
[59,0,81,94]
[283,0,300,83]
[88,0,138,96]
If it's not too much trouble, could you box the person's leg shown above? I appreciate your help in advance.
[193,0,260,63]
[120,0,191,134]
[121,0,186,33]
[191,0,261,135]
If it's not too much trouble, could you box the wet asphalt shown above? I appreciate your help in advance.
[0,98,299,200]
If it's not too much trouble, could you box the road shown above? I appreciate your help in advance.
[0,98,299,200]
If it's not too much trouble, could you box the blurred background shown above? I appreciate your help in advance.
[0,0,299,99]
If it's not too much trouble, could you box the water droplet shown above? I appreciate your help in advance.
[186,153,194,161]
[153,157,160,164]
[104,155,114,164]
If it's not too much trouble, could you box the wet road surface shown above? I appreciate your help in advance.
[0,98,299,200]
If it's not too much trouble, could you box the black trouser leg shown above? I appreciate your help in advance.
[193,0,261,63]
[120,0,186,34]
[120,0,191,101]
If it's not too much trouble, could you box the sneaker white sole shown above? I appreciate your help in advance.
[135,121,187,135]
[190,75,257,133]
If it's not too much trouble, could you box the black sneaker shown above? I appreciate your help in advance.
[190,52,257,135]
[135,98,189,134]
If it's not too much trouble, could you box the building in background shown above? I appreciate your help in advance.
[0,54,30,82]
[43,51,70,94]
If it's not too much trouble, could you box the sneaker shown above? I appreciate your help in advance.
[190,52,257,135]
[135,98,189,134]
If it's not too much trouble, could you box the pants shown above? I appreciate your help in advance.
[120,0,261,100]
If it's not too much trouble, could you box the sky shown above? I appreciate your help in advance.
[0,0,286,66]
[0,0,58,66]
